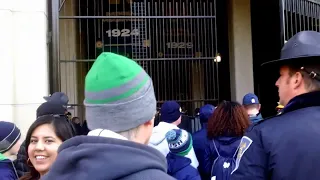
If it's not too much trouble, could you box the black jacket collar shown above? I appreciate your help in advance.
[282,91,320,114]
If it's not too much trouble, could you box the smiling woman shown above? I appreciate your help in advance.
[20,115,76,180]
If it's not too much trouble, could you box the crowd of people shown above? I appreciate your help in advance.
[1,30,320,180]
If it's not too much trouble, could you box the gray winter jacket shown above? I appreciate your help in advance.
[41,135,176,180]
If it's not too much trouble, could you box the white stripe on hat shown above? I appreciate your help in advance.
[0,125,21,153]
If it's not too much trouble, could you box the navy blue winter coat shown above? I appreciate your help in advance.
[0,158,18,180]
[231,91,320,180]
[204,136,241,179]
[167,153,201,180]
[192,123,209,179]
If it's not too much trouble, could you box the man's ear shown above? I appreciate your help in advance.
[293,71,304,89]
[144,118,155,127]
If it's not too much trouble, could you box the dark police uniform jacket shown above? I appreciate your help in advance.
[231,91,320,180]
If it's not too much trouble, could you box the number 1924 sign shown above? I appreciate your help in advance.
[106,28,140,37]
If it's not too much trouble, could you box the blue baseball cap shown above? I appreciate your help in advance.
[199,104,215,124]
[242,93,259,105]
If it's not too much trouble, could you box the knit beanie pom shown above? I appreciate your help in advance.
[166,130,177,142]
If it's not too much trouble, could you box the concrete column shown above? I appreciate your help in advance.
[228,0,254,103]
[0,0,49,136]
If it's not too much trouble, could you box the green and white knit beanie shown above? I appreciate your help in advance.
[84,52,157,132]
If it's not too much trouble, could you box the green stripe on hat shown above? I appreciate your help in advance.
[177,137,193,156]
[85,52,143,92]
[85,52,150,104]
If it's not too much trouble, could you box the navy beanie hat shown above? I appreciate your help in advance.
[166,129,192,156]
[160,101,181,123]
[0,121,21,153]
[199,104,215,124]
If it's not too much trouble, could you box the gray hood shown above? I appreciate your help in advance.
[41,136,170,180]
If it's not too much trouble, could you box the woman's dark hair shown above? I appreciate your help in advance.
[207,101,250,139]
[20,115,76,180]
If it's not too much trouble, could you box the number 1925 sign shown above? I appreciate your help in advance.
[106,28,140,37]
[166,42,193,49]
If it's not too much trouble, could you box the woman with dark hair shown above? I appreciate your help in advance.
[203,101,250,180]
[20,115,75,180]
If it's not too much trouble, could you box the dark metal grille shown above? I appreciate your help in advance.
[282,0,320,42]
[55,0,220,117]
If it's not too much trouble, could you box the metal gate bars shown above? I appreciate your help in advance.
[281,0,320,43]
[51,0,220,118]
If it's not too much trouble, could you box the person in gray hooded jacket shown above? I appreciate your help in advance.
[41,52,175,180]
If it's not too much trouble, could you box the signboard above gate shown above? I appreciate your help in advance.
[92,0,217,60]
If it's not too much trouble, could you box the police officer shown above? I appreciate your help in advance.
[231,31,320,180]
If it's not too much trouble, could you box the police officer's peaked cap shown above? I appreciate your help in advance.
[262,31,320,67]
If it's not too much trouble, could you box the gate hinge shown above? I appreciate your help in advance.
[47,31,52,44]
